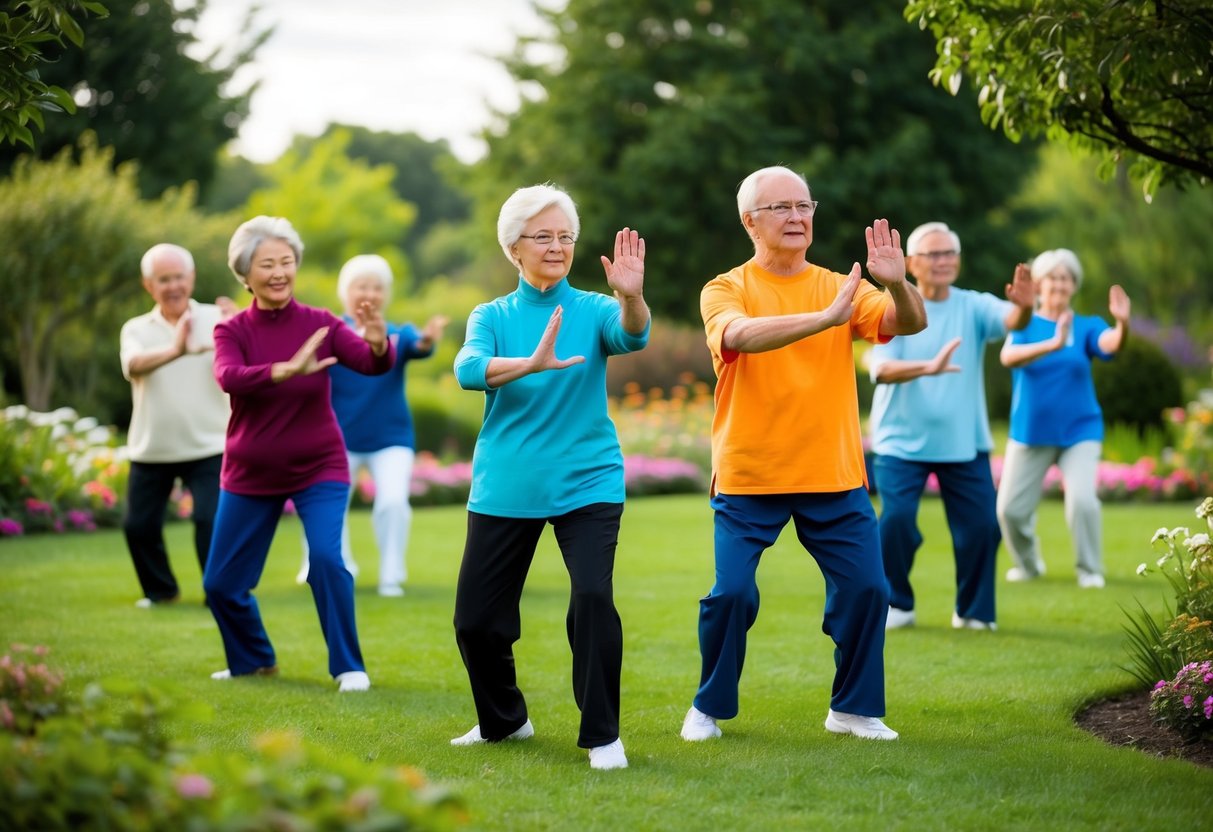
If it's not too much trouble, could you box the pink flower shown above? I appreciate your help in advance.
[0,518,23,536]
[174,773,214,800]
[23,499,52,515]
[1154,679,1168,691]
[1205,696,1213,720]
[1183,694,1194,709]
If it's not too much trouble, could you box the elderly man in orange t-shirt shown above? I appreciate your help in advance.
[679,166,926,744]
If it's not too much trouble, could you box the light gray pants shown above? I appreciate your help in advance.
[996,439,1103,578]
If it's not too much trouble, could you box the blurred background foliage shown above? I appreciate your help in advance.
[1,0,1209,458]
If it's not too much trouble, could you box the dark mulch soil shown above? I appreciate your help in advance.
[1076,689,1213,769]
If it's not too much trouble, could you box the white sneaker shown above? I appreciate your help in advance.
[951,612,997,631]
[134,597,153,609]
[378,585,405,597]
[450,718,534,746]
[336,671,371,692]
[680,706,722,741]
[885,606,916,629]
[824,709,898,740]
[1077,572,1105,589]
[210,668,232,680]
[295,566,309,585]
[588,738,628,770]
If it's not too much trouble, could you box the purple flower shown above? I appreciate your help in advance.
[1183,694,1194,709]
[1205,696,1213,720]
[174,773,214,800]
[0,518,23,536]
[1154,679,1168,691]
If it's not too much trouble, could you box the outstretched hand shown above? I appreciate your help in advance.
[600,227,645,300]
[530,305,585,373]
[1005,263,1034,310]
[926,337,963,376]
[864,219,905,288]
[352,301,388,355]
[276,327,337,381]
[422,314,450,344]
[822,265,863,328]
[1108,284,1131,323]
[1054,310,1074,347]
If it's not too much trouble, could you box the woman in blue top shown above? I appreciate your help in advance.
[296,254,447,596]
[449,184,650,771]
[996,248,1130,589]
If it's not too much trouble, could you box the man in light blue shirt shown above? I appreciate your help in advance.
[867,222,1033,631]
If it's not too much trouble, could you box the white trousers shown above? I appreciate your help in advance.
[300,447,415,588]
[996,439,1103,577]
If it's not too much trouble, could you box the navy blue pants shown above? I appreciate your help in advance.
[693,488,889,720]
[203,480,365,678]
[874,453,1000,623]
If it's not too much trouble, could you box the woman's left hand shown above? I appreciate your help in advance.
[601,227,645,300]
[354,300,388,355]
[1109,284,1131,323]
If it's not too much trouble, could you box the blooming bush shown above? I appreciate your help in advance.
[1150,660,1213,740]
[0,644,67,736]
[0,648,466,830]
[1124,498,1213,737]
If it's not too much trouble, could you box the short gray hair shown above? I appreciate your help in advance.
[736,166,808,221]
[140,243,194,279]
[1030,248,1084,290]
[905,222,962,257]
[497,184,580,268]
[337,254,393,306]
[227,216,305,284]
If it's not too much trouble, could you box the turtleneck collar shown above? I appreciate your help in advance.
[248,297,298,321]
[515,274,570,305]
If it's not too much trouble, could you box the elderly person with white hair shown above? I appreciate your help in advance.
[203,216,394,692]
[296,254,448,596]
[997,249,1130,589]
[449,183,649,771]
[867,221,1035,633]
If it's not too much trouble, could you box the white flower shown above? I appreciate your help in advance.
[1152,527,1170,544]
[73,416,99,433]
[1168,527,1191,542]
[1157,555,1172,567]
[3,405,29,422]
[1185,533,1212,555]
[50,406,78,424]
[1136,563,1149,576]
[1197,497,1213,520]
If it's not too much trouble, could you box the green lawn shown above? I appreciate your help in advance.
[1,495,1210,830]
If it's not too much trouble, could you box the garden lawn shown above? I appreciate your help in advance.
[1,495,1210,830]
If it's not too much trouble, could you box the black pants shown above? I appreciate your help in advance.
[123,455,222,601]
[453,502,624,748]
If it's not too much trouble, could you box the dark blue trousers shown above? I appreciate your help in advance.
[874,453,1000,623]
[693,488,889,720]
[203,480,365,678]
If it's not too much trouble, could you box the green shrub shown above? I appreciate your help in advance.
[0,651,466,831]
[1093,337,1185,433]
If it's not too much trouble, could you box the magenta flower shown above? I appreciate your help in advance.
[174,773,215,800]
[0,518,22,536]
[1205,696,1213,720]
[1183,694,1194,709]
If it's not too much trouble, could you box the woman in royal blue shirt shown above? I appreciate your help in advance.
[449,184,649,771]
[296,254,447,597]
[996,248,1130,589]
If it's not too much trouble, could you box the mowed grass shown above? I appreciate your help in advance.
[1,495,1210,830]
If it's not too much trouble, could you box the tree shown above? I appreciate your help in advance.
[0,0,107,147]
[472,0,1040,321]
[0,134,238,416]
[905,0,1213,194]
[0,0,268,197]
[286,125,472,282]
[244,129,417,286]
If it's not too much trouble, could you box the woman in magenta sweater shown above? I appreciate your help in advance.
[203,216,394,692]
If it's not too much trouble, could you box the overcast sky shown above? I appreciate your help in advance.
[191,0,557,163]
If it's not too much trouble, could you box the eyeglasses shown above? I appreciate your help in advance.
[915,250,959,261]
[749,200,818,218]
[519,232,577,246]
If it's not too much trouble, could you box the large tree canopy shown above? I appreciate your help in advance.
[0,0,267,197]
[0,0,107,147]
[905,0,1213,194]
[473,0,1039,321]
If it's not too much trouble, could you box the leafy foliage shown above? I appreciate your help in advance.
[0,0,107,147]
[0,0,267,197]
[473,0,1039,321]
[905,0,1213,194]
[0,135,239,415]
[1092,337,1184,432]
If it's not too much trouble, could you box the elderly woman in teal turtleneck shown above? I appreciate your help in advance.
[450,183,649,771]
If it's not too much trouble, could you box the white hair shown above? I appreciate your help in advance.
[736,166,808,221]
[227,216,305,284]
[140,243,194,279]
[497,184,580,267]
[337,254,393,306]
[1030,248,1084,289]
[905,221,962,256]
